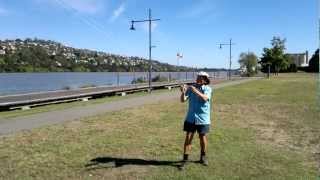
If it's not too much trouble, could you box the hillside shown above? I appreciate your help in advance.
[0,38,192,72]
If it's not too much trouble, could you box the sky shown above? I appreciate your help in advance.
[0,0,318,69]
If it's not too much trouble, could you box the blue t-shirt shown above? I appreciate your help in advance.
[185,85,212,125]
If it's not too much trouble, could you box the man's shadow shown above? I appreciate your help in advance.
[85,157,196,170]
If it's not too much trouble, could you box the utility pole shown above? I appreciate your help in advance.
[318,14,320,73]
[130,9,160,93]
[177,52,183,81]
[318,6,320,113]
[219,39,236,80]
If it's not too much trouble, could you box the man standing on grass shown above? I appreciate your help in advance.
[180,71,212,167]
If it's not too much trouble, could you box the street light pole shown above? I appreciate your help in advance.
[229,39,232,80]
[219,39,235,80]
[267,63,271,79]
[318,8,320,112]
[148,9,152,92]
[130,8,160,93]
[177,52,183,81]
[318,9,320,73]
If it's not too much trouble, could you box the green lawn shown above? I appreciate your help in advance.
[0,73,318,179]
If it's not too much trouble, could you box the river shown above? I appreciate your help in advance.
[0,71,227,95]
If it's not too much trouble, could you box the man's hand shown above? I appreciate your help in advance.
[180,84,188,102]
[188,85,209,102]
[188,85,197,93]
[180,84,187,93]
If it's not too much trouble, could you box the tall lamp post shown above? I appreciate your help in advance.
[219,39,236,80]
[266,62,271,79]
[177,52,183,81]
[130,9,160,92]
[318,11,320,112]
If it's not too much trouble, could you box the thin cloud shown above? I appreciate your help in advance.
[37,0,104,14]
[0,6,9,15]
[109,2,125,22]
[178,0,216,19]
[42,0,111,39]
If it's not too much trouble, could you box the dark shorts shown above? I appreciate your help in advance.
[183,121,210,134]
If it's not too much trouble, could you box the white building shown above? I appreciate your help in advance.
[286,51,309,67]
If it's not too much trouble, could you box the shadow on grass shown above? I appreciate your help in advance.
[85,157,197,170]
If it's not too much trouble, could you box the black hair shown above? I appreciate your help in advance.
[198,76,210,85]
[204,77,210,85]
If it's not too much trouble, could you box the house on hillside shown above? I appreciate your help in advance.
[0,46,6,55]
[0,49,5,55]
[286,51,309,67]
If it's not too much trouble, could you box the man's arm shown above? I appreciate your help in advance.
[180,85,188,102]
[189,86,209,102]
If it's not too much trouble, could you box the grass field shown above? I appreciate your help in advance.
[0,73,319,179]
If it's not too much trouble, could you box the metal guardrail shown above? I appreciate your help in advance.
[0,73,250,111]
[0,80,196,111]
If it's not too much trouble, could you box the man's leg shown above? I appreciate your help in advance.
[199,133,208,166]
[183,132,194,161]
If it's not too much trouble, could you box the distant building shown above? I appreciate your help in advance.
[239,66,256,74]
[286,51,309,67]
[50,51,56,56]
[0,49,5,55]
[55,61,62,67]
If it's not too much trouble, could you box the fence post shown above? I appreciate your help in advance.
[117,72,120,86]
[133,71,136,82]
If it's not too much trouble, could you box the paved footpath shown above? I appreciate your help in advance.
[0,78,262,135]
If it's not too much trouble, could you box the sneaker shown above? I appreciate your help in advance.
[182,154,189,162]
[178,160,187,170]
[200,155,208,166]
[178,154,189,170]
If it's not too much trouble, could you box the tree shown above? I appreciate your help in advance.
[4,53,20,72]
[260,36,291,74]
[238,52,258,77]
[308,49,319,72]
[0,57,6,72]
